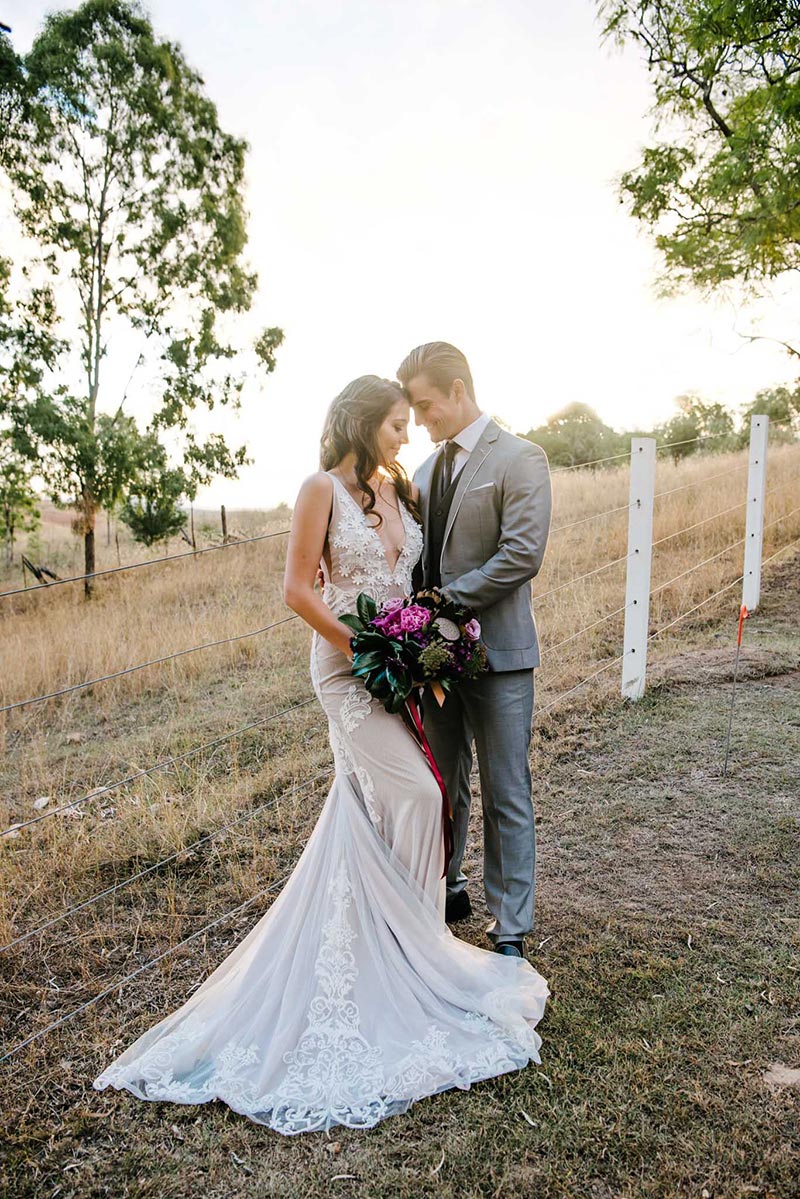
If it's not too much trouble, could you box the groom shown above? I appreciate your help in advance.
[398,342,552,958]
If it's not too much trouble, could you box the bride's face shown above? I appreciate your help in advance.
[376,397,411,467]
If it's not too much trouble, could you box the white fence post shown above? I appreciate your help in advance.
[622,437,657,700]
[742,414,770,612]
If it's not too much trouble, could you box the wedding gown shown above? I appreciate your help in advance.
[93,471,549,1134]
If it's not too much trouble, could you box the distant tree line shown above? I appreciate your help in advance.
[520,386,800,469]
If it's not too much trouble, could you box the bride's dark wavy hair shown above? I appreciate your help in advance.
[320,375,421,527]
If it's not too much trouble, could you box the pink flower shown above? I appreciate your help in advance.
[399,604,432,634]
[381,597,405,616]
[374,611,403,636]
[464,618,481,641]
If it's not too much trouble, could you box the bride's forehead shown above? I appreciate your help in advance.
[385,397,411,419]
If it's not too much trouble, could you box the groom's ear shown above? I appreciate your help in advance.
[451,378,466,404]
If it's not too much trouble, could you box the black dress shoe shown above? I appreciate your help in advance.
[445,890,472,923]
[493,940,524,958]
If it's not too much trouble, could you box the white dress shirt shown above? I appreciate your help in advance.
[446,411,491,480]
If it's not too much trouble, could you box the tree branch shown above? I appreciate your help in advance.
[736,330,800,360]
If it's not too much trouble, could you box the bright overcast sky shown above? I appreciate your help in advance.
[6,1,798,509]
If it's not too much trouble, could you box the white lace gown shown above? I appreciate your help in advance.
[93,472,549,1134]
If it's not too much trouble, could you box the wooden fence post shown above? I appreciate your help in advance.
[221,504,228,544]
[621,437,656,700]
[742,414,769,612]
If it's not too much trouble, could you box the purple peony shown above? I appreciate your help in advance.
[374,613,403,636]
[464,618,481,641]
[399,604,432,634]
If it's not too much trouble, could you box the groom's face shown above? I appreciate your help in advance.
[404,373,463,443]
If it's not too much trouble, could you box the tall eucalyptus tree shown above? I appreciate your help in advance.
[0,1,282,594]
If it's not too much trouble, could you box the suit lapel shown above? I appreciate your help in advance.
[441,421,500,553]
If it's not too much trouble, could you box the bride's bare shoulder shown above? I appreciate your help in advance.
[295,471,334,506]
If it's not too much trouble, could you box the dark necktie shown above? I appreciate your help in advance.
[441,439,459,495]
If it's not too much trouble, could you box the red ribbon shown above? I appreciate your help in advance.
[402,690,454,879]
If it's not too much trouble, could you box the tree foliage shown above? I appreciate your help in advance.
[118,439,187,545]
[520,389,793,468]
[652,392,737,459]
[599,1,800,297]
[520,402,627,468]
[0,430,40,565]
[740,382,800,438]
[0,2,282,592]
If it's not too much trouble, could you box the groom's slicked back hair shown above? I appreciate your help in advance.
[397,342,475,403]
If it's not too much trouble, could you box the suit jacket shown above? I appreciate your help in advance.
[413,419,552,671]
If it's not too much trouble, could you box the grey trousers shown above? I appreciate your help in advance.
[423,669,536,944]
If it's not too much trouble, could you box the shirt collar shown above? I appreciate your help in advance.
[451,411,490,453]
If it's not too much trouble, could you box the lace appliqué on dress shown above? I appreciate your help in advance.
[94,1011,210,1102]
[329,720,379,829]
[325,476,423,611]
[277,863,388,1131]
[340,684,372,734]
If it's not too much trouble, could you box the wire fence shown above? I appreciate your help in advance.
[1,426,798,1069]
[1,695,316,838]
[1,768,333,953]
[0,866,298,1068]
[0,527,291,600]
[0,615,299,716]
[0,430,756,602]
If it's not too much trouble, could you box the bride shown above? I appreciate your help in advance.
[93,375,549,1135]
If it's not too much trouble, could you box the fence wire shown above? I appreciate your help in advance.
[1,528,291,600]
[654,461,749,501]
[653,500,746,547]
[1,696,316,838]
[0,867,298,1068]
[1,615,299,716]
[534,552,632,603]
[1,768,333,954]
[550,500,630,535]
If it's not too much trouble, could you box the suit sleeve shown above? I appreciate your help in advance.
[441,442,551,612]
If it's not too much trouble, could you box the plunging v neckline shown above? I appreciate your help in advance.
[329,472,408,577]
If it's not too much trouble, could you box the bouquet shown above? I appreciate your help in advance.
[339,588,487,877]
[339,588,488,715]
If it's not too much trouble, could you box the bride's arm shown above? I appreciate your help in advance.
[283,473,354,658]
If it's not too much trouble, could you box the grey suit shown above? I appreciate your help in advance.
[414,419,552,943]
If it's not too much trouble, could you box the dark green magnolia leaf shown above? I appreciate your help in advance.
[351,629,390,650]
[386,689,408,714]
[352,661,378,682]
[362,672,397,711]
[352,650,386,672]
[356,592,378,624]
[386,663,411,698]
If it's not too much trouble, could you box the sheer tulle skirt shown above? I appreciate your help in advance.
[92,635,549,1135]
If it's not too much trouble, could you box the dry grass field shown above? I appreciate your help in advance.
[1,441,799,1198]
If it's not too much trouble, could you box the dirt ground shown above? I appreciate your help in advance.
[2,554,799,1199]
